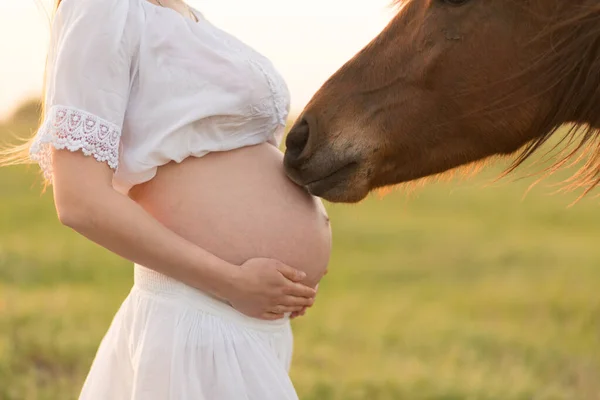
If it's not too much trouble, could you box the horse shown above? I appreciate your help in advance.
[283,0,600,203]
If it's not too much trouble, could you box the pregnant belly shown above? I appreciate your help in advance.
[129,143,332,287]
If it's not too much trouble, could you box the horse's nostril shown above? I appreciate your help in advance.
[285,117,310,165]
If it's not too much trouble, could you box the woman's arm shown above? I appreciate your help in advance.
[52,150,316,320]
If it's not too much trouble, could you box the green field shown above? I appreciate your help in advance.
[1,111,599,400]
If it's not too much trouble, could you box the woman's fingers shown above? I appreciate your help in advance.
[279,294,314,308]
[284,282,316,298]
[261,312,285,321]
[290,308,307,319]
[273,264,326,320]
[275,263,306,282]
[265,294,316,318]
[271,305,305,314]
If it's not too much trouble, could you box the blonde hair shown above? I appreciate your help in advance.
[0,0,61,169]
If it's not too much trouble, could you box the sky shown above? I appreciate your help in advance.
[0,0,396,120]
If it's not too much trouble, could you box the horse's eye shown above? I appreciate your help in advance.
[442,0,471,5]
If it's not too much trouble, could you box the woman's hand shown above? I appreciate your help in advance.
[290,283,318,319]
[225,258,316,320]
[290,268,327,319]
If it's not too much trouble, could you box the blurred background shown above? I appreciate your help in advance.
[1,1,599,399]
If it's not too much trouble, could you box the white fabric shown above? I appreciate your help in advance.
[29,0,291,193]
[79,265,298,400]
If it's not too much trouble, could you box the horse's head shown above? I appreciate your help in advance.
[284,0,600,202]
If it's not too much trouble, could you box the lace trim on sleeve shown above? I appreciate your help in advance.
[29,105,121,182]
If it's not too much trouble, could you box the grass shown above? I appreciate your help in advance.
[1,116,599,400]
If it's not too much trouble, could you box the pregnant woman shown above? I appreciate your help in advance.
[1,0,331,398]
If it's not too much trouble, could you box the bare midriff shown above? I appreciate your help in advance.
[129,143,332,288]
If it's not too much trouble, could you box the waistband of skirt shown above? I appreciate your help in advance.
[133,264,290,333]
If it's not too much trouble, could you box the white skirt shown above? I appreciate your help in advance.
[79,264,298,400]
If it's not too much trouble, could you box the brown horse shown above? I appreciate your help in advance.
[284,0,600,203]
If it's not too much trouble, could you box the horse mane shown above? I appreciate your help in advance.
[508,1,600,198]
[390,0,600,198]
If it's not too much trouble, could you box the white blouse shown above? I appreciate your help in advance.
[30,0,291,193]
